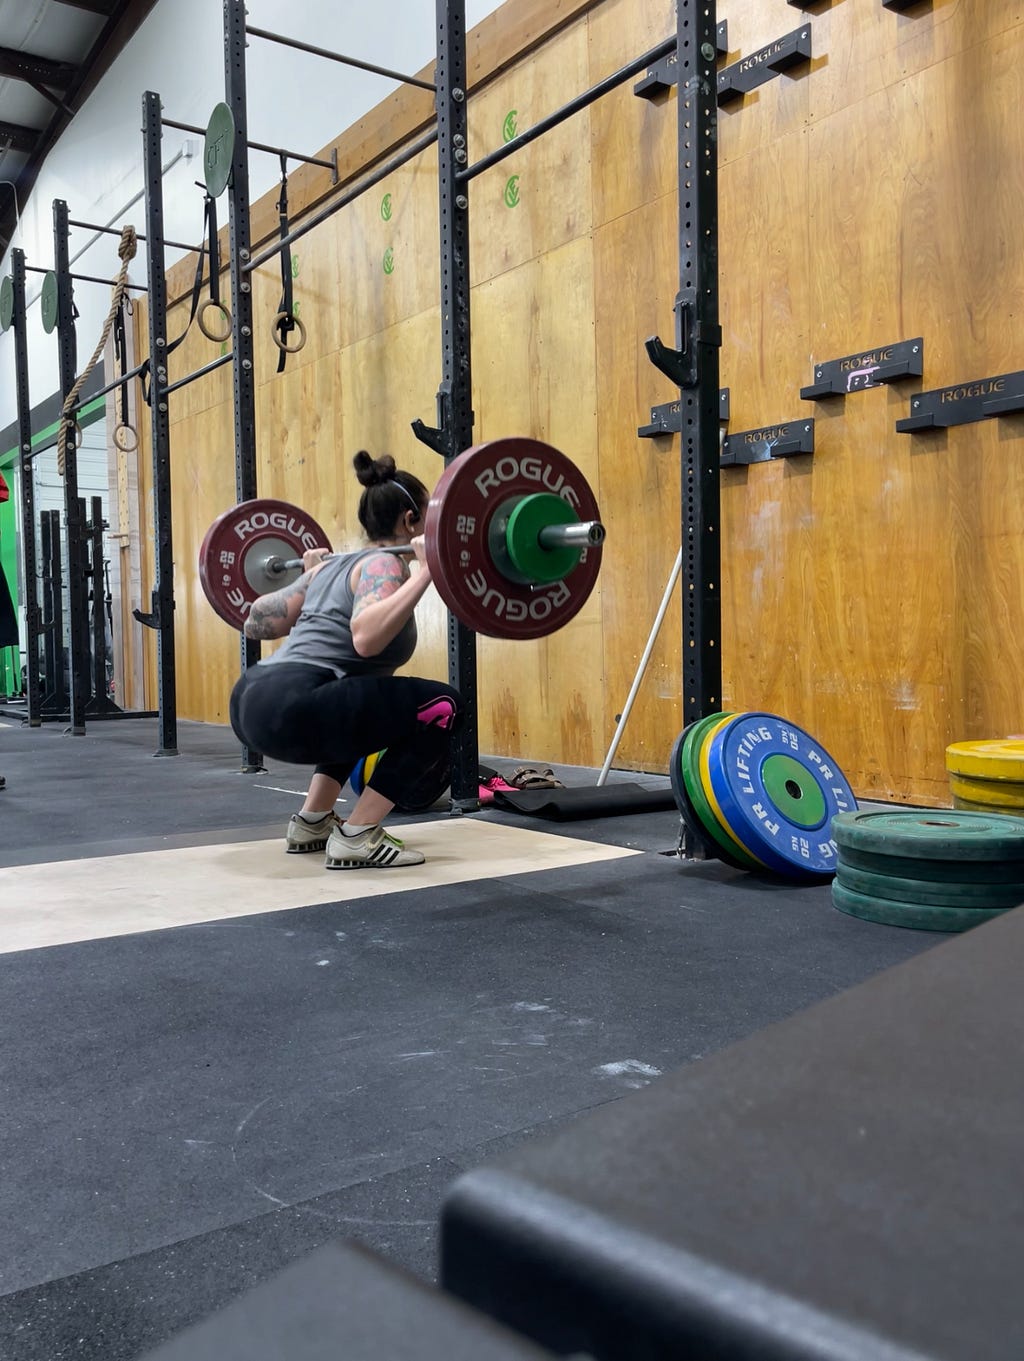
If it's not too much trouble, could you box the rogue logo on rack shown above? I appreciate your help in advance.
[940,379,1006,403]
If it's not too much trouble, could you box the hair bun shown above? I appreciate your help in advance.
[352,450,397,487]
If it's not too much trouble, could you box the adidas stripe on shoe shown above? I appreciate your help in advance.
[324,824,425,870]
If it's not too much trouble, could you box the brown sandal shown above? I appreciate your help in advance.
[509,766,564,791]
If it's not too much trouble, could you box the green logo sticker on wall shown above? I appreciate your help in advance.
[502,110,518,143]
[291,253,300,279]
[381,193,393,222]
[503,175,521,209]
[383,247,395,275]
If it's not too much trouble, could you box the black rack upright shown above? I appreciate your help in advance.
[52,200,88,735]
[658,1,722,725]
[224,0,263,772]
[9,249,42,724]
[141,90,179,755]
[430,0,478,809]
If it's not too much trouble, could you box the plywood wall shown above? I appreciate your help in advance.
[132,0,1024,804]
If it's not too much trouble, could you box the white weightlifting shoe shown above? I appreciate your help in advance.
[324,824,425,869]
[286,810,341,853]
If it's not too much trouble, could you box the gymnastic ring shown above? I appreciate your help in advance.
[113,423,139,453]
[271,311,307,354]
[197,299,233,343]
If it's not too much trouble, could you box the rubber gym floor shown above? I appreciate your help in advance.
[0,715,942,1361]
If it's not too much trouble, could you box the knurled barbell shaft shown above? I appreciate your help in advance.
[269,546,412,575]
[270,519,605,575]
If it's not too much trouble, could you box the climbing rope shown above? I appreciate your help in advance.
[57,224,138,476]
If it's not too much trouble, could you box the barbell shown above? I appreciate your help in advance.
[198,438,605,641]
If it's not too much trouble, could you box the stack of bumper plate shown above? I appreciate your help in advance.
[669,711,857,880]
[831,809,1024,931]
[946,739,1024,818]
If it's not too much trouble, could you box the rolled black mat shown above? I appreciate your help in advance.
[491,783,675,821]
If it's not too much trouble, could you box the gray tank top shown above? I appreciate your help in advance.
[258,548,417,679]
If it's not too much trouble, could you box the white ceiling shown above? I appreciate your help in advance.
[0,0,152,247]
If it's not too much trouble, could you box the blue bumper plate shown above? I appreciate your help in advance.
[705,712,857,877]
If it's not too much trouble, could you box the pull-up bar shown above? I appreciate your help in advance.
[460,34,677,182]
[246,25,436,93]
[243,32,678,272]
[242,124,439,274]
[162,116,339,182]
[68,218,202,255]
[65,358,149,412]
[163,349,233,396]
[24,263,148,292]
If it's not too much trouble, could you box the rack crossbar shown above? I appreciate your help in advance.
[161,116,338,175]
[24,264,147,291]
[67,359,149,411]
[67,218,201,254]
[460,34,677,181]
[243,125,439,273]
[163,350,233,396]
[245,25,436,92]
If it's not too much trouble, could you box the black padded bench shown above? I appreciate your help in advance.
[141,1240,553,1360]
[441,906,1024,1361]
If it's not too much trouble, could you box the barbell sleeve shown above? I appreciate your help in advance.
[538,520,605,549]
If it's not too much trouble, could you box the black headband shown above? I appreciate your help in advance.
[391,479,421,516]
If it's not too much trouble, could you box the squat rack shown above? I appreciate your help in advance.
[32,121,232,751]
[137,76,344,757]
[2,216,160,731]
[419,0,720,806]
[219,0,441,770]
[414,0,721,807]
[3,1,719,787]
[4,73,324,748]
[216,0,720,809]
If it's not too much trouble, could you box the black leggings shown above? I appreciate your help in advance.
[230,663,462,809]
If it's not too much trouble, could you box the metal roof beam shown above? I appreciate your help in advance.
[54,0,119,13]
[0,118,43,152]
[0,46,80,90]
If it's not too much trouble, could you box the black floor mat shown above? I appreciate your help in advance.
[491,783,676,820]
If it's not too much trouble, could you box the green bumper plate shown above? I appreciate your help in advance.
[670,720,751,872]
[40,270,59,334]
[831,809,1024,861]
[831,880,1008,933]
[204,102,235,197]
[0,275,13,331]
[836,858,1024,909]
[834,844,1024,885]
[506,493,580,583]
[680,713,763,871]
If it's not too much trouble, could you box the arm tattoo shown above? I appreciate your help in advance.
[243,571,315,640]
[351,554,407,621]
